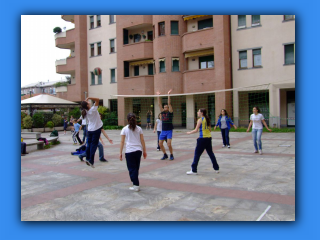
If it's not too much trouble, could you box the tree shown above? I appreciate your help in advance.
[52,114,62,126]
[23,116,33,129]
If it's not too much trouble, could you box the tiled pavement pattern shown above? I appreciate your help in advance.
[21,130,295,221]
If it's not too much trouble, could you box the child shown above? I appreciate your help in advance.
[120,113,147,192]
[72,120,83,145]
[186,108,220,175]
[214,109,237,148]
[63,117,68,135]
[153,113,167,151]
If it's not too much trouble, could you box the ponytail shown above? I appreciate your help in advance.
[81,101,89,119]
[199,108,211,127]
[127,113,137,131]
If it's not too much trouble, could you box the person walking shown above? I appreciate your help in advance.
[156,89,174,160]
[247,106,272,155]
[146,110,152,130]
[81,97,103,168]
[63,116,68,135]
[77,114,87,143]
[72,120,83,145]
[119,113,147,192]
[186,108,220,175]
[214,109,237,148]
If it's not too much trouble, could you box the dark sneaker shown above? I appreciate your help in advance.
[78,156,84,161]
[100,158,108,162]
[160,153,168,160]
[169,154,174,161]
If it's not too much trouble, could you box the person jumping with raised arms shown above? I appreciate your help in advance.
[156,89,174,161]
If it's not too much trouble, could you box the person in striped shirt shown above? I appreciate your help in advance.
[186,108,220,175]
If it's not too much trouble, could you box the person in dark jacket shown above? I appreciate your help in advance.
[214,109,237,148]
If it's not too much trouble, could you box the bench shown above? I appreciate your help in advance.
[21,132,42,139]
[25,136,59,150]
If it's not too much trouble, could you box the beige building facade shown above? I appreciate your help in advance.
[231,15,295,127]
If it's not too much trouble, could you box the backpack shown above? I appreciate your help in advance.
[50,130,59,137]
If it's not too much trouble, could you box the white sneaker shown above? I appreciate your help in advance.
[259,150,262,155]
[186,170,197,175]
[227,145,230,148]
[215,170,220,173]
[254,150,258,153]
[129,185,140,192]
[222,145,226,148]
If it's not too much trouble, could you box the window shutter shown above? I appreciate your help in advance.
[171,21,179,34]
[238,15,246,27]
[239,51,247,59]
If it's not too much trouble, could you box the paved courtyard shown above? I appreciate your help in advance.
[21,129,295,221]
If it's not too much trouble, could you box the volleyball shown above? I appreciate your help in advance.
[94,67,102,75]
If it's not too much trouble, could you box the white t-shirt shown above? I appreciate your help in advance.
[120,125,143,153]
[79,115,87,125]
[156,119,162,132]
[86,106,103,131]
[250,113,265,129]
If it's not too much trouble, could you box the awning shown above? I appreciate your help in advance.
[183,15,209,21]
[172,57,179,61]
[159,58,165,62]
[185,49,214,58]
[129,59,154,66]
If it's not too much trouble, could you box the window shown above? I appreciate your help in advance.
[284,15,294,21]
[198,18,213,30]
[111,69,116,82]
[90,16,94,29]
[110,39,115,53]
[110,15,115,24]
[97,15,101,27]
[98,73,102,84]
[239,51,247,68]
[199,55,214,69]
[284,44,295,64]
[134,34,141,43]
[171,21,179,35]
[148,64,154,75]
[90,44,94,57]
[134,66,139,76]
[172,58,179,72]
[97,42,101,55]
[252,15,260,26]
[253,49,262,67]
[147,31,153,40]
[238,15,246,28]
[91,72,95,85]
[110,99,118,113]
[158,22,165,36]
[159,59,166,72]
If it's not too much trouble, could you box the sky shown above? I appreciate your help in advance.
[21,15,75,87]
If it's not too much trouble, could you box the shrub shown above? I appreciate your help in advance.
[52,114,62,126]
[51,140,60,145]
[44,143,52,149]
[23,116,33,129]
[39,111,53,125]
[21,112,27,126]
[53,27,62,33]
[69,107,81,119]
[103,111,118,126]
[32,112,44,128]
[46,121,54,128]
[54,82,68,88]
[98,106,109,117]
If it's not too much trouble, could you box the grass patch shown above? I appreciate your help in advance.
[44,143,52,149]
[51,140,60,145]
[103,126,123,130]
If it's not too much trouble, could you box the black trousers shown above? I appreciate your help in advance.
[125,150,142,186]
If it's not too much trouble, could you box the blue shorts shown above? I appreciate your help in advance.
[160,130,173,140]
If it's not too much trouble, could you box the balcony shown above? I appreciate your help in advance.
[55,29,75,49]
[62,15,74,23]
[183,68,217,93]
[56,86,67,93]
[56,57,75,74]
[119,75,154,95]
[122,41,153,61]
[119,15,152,29]
[182,27,214,53]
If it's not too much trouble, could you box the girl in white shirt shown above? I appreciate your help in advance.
[247,106,272,155]
[81,97,103,168]
[153,113,166,151]
[120,113,147,192]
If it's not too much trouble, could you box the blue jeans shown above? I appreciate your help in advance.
[252,129,263,150]
[82,125,87,143]
[191,138,219,173]
[220,128,230,146]
[79,141,104,160]
[86,128,101,165]
[125,150,142,186]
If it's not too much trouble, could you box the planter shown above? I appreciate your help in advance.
[21,129,32,132]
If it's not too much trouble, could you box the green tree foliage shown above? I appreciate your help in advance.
[32,112,44,128]
[23,116,33,129]
[52,114,62,126]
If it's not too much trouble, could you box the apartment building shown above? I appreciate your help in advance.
[231,15,295,127]
[116,15,231,128]
[21,79,68,95]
